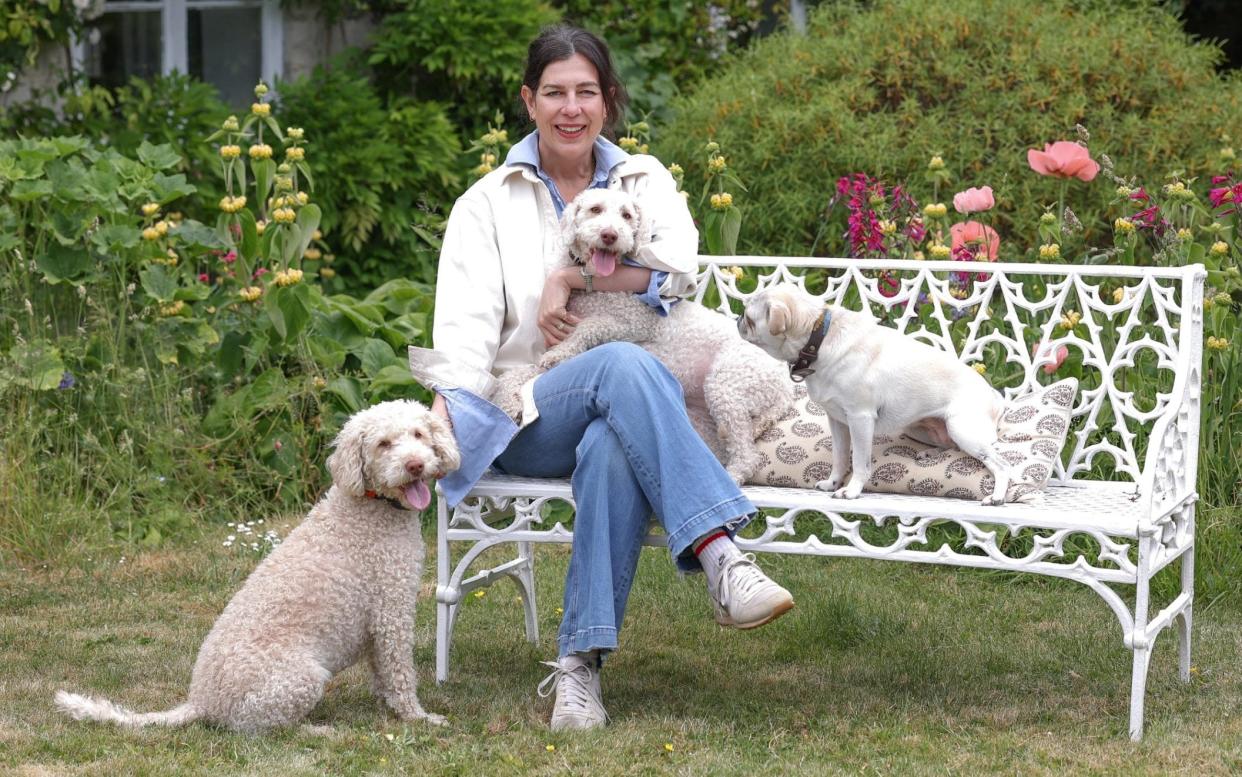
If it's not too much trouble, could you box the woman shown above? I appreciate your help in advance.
[427,24,793,731]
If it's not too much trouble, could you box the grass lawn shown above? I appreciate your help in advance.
[3,513,1242,776]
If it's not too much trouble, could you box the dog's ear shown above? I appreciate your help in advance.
[631,198,653,250]
[767,297,793,336]
[427,414,461,474]
[327,423,368,495]
[560,199,581,259]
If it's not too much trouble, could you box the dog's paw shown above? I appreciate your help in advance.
[832,481,864,499]
[814,477,843,493]
[980,494,1007,506]
[419,711,449,727]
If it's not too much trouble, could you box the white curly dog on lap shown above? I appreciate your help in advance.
[493,188,793,484]
[56,399,459,733]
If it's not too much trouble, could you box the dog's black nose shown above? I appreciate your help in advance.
[405,460,424,477]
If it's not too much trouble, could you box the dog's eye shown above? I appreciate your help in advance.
[621,211,632,221]
[377,439,391,448]
[413,430,424,440]
[590,205,602,214]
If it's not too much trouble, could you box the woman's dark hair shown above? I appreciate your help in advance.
[522,24,629,139]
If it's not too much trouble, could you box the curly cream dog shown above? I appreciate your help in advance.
[492,189,792,483]
[55,400,459,733]
[739,284,1011,504]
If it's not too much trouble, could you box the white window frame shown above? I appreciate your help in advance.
[74,0,282,89]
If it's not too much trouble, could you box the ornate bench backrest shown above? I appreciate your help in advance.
[695,257,1206,487]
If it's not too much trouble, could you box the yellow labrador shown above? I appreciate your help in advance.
[739,284,1011,504]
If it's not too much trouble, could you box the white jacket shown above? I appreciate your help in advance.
[430,153,700,395]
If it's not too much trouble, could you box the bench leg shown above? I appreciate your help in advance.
[435,494,455,685]
[513,541,539,645]
[1128,644,1152,741]
[1178,543,1194,683]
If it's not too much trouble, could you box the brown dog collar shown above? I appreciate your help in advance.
[364,489,406,510]
[789,308,832,383]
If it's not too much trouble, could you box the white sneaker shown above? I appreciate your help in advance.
[536,653,608,731]
[708,553,794,629]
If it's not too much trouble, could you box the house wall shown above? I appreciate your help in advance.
[0,7,376,112]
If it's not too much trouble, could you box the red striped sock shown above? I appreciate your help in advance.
[693,529,729,556]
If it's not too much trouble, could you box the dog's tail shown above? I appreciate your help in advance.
[55,690,200,729]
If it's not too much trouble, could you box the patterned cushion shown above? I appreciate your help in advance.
[747,378,1079,504]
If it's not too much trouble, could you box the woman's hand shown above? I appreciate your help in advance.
[431,393,452,429]
[538,268,582,347]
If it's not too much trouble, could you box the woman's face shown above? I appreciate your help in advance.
[521,53,606,165]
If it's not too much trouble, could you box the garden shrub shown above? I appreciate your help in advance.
[276,54,462,290]
[0,88,438,559]
[661,0,1242,258]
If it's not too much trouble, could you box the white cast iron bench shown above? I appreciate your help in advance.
[434,257,1206,741]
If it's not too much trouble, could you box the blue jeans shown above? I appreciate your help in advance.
[493,342,755,658]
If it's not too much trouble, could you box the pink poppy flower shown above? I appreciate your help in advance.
[950,221,1000,261]
[1032,340,1069,374]
[953,185,995,215]
[1027,141,1100,182]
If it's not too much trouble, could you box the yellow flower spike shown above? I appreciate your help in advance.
[972,363,987,375]
[927,155,945,170]
[255,219,267,235]
[495,129,507,143]
[158,300,186,317]
[1112,287,1126,304]
[474,163,494,176]
[1176,228,1193,241]
[222,115,240,132]
[667,163,684,176]
[275,176,293,192]
[1113,218,1135,235]
[719,192,733,208]
[929,244,951,260]
[273,207,297,224]
[481,152,496,166]
[1059,310,1082,330]
[141,202,160,217]
[287,127,304,139]
[304,247,322,261]
[1039,243,1061,260]
[708,156,727,173]
[312,229,322,240]
[285,147,305,162]
[922,203,947,219]
[251,102,270,117]
[220,144,241,160]
[142,227,160,241]
[248,144,273,160]
[1215,292,1233,306]
[727,265,745,280]
[254,82,269,97]
[639,143,649,154]
[319,267,336,279]
[878,219,897,236]
[704,141,720,154]
[240,286,263,302]
[1210,241,1230,257]
[1205,297,1215,311]
[296,192,309,206]
[155,220,169,235]
[710,193,722,210]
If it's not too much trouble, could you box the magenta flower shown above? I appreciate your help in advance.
[221,250,238,265]
[198,273,210,283]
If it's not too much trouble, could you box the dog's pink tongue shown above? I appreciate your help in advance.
[404,481,431,510]
[591,249,617,277]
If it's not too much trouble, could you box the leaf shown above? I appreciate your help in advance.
[10,180,53,202]
[720,207,742,256]
[238,208,259,262]
[355,337,400,378]
[276,282,312,340]
[1,341,65,391]
[307,334,347,369]
[253,158,275,208]
[366,364,419,399]
[244,368,290,414]
[137,140,182,171]
[152,172,197,203]
[263,116,285,143]
[217,330,247,378]
[139,264,179,302]
[281,223,303,266]
[91,224,140,253]
[176,219,228,250]
[295,161,314,191]
[326,376,365,413]
[36,244,94,283]
[292,204,321,262]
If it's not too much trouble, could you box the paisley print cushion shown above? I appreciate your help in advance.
[746,378,1079,504]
